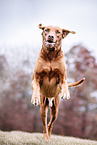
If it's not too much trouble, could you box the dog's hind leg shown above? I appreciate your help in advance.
[40,96,49,140]
[48,95,60,138]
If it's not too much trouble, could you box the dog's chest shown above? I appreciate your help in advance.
[39,62,62,97]
[36,59,65,81]
[36,58,65,97]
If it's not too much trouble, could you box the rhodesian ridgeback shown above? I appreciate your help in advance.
[31,24,85,140]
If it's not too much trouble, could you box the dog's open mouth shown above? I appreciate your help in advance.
[45,40,56,45]
[45,41,56,51]
[45,40,57,50]
[47,40,54,43]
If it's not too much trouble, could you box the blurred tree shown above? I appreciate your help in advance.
[0,52,42,133]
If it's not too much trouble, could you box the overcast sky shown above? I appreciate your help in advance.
[0,0,97,57]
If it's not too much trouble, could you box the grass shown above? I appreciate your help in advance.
[0,130,97,145]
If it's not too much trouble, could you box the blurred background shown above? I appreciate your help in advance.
[0,0,97,140]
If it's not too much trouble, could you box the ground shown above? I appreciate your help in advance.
[0,130,97,145]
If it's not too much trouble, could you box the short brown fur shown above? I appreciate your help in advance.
[31,24,85,140]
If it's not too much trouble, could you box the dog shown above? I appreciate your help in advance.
[31,24,85,140]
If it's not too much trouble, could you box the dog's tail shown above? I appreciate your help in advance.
[68,78,85,87]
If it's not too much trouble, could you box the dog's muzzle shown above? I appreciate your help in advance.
[44,35,57,51]
[45,41,56,50]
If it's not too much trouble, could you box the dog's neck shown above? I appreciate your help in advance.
[40,46,63,61]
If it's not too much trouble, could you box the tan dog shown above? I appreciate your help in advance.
[31,24,85,140]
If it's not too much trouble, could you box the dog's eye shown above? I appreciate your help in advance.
[56,30,61,34]
[45,29,49,32]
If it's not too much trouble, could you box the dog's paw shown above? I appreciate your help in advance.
[61,91,70,100]
[31,96,40,106]
[44,133,49,140]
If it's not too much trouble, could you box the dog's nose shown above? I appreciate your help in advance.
[48,35,54,41]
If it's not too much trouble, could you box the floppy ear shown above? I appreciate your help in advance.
[62,29,76,38]
[38,24,45,30]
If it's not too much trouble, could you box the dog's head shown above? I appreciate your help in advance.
[39,24,75,51]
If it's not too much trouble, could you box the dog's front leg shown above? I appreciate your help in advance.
[31,78,40,106]
[61,78,70,100]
